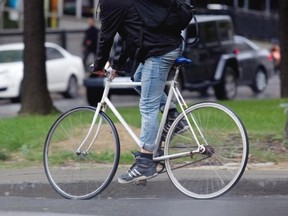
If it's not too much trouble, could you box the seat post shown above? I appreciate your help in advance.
[172,65,181,83]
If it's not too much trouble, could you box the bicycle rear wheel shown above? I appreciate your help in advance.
[165,102,249,199]
[43,106,120,200]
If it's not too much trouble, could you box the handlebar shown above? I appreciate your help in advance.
[89,63,126,78]
[89,56,192,80]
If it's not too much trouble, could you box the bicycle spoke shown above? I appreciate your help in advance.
[43,106,120,200]
[164,102,248,199]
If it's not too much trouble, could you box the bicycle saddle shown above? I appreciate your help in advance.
[174,57,192,66]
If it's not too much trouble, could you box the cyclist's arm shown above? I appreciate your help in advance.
[93,3,126,71]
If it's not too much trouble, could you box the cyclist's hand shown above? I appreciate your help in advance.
[91,69,105,77]
[110,69,118,80]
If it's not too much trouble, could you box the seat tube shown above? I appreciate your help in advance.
[153,79,175,157]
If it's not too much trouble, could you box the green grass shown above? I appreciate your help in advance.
[219,99,288,163]
[221,99,286,135]
[0,98,287,167]
[0,115,58,166]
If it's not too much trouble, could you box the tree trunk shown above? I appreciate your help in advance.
[19,0,54,115]
[279,1,288,98]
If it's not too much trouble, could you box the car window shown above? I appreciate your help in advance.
[218,21,233,42]
[46,47,64,60]
[201,22,218,45]
[0,50,23,63]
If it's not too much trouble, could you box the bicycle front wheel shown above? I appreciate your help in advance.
[43,106,120,200]
[165,102,249,199]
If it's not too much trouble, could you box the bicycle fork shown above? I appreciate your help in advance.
[75,78,113,156]
[75,104,103,156]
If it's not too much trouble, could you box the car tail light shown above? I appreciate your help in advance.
[267,53,273,61]
[233,48,240,55]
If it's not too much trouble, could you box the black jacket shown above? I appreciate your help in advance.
[93,0,182,71]
[83,26,98,52]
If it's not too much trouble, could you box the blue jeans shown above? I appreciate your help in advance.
[133,48,181,151]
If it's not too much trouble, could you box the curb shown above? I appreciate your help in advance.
[0,165,287,199]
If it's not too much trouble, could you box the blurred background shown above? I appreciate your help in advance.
[0,0,279,58]
[0,0,282,109]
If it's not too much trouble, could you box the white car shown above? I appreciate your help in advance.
[0,42,85,102]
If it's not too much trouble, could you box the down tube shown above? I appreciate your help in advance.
[104,97,141,148]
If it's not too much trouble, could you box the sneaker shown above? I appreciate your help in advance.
[118,157,158,184]
[161,110,189,141]
[131,151,141,159]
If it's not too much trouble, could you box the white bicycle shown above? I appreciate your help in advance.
[43,57,249,200]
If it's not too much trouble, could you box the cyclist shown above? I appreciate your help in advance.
[92,0,188,183]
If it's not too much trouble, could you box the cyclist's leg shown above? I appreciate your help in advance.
[134,63,177,112]
[133,60,183,142]
[118,48,180,183]
[137,48,181,151]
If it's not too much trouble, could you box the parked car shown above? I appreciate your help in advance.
[233,35,275,93]
[0,42,85,102]
[84,15,274,106]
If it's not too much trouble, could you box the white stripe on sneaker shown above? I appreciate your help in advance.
[134,169,141,175]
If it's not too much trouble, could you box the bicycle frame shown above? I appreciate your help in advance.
[76,65,207,161]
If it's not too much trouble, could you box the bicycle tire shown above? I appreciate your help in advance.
[164,102,249,199]
[43,106,120,200]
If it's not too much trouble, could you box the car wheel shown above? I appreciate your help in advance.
[86,86,105,107]
[251,68,267,93]
[63,76,79,98]
[214,66,237,100]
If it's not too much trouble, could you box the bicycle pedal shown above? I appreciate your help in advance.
[133,179,147,186]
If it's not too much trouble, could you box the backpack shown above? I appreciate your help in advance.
[134,0,195,30]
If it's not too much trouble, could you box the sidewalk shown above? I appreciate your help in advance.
[0,163,286,183]
[0,163,287,198]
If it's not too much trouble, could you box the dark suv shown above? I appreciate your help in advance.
[84,15,239,106]
[180,15,238,100]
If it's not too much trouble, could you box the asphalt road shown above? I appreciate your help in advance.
[0,195,288,216]
[0,165,287,215]
[0,166,288,216]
